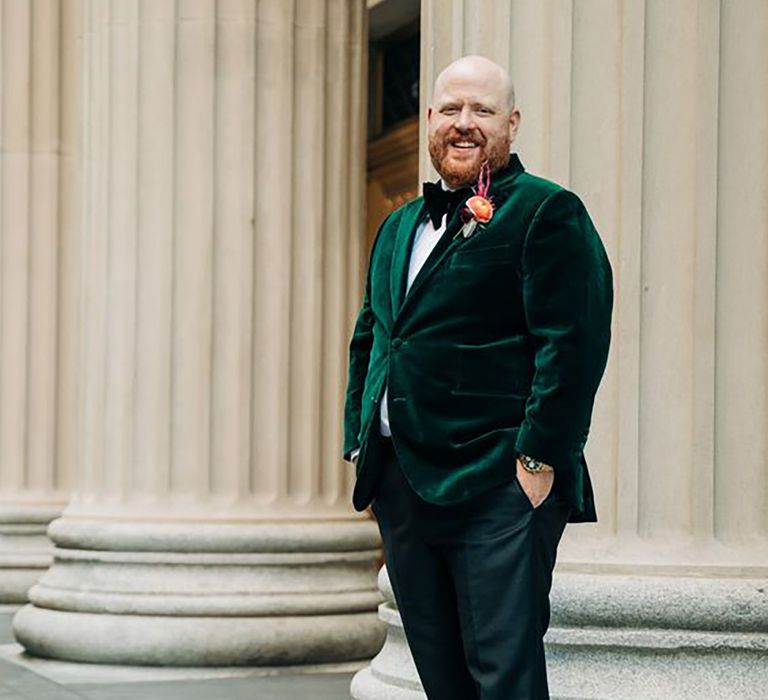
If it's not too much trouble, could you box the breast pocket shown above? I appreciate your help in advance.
[449,242,514,268]
[445,242,524,323]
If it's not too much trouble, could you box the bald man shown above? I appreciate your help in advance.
[343,56,613,699]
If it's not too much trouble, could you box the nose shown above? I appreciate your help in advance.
[454,104,473,132]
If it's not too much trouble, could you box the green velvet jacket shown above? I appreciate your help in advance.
[343,154,613,523]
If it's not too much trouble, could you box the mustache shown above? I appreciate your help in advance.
[443,131,486,147]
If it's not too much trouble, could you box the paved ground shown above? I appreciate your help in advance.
[0,608,357,700]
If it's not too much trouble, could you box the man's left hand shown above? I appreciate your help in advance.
[515,458,555,508]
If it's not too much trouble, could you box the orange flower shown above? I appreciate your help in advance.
[465,195,494,224]
[454,162,495,239]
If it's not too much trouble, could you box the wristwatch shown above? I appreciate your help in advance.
[518,453,554,473]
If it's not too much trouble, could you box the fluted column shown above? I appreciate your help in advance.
[0,0,81,603]
[13,0,383,667]
[354,1,768,698]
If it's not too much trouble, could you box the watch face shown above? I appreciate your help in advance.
[522,456,543,471]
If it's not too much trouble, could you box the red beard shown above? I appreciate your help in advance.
[428,131,511,188]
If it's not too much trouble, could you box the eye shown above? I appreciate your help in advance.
[476,107,494,115]
[441,106,459,115]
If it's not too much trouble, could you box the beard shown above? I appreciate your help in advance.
[428,130,511,189]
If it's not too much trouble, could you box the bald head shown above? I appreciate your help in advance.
[427,55,521,188]
[433,55,515,110]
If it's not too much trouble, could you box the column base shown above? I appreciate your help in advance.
[13,516,386,666]
[14,606,382,666]
[0,506,61,604]
[351,567,423,700]
[546,571,768,699]
[547,628,767,700]
[354,567,768,700]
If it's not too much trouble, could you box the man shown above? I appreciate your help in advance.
[343,55,612,700]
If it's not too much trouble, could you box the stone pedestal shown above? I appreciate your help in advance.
[15,519,382,666]
[351,567,422,700]
[356,1,768,697]
[0,0,80,603]
[0,508,61,605]
[13,0,384,666]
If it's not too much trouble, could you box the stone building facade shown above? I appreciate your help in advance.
[0,1,766,698]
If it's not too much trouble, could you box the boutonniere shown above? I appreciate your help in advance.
[454,161,494,240]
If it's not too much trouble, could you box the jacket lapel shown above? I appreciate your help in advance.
[389,202,425,319]
[394,210,467,324]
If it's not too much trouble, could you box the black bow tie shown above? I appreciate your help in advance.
[422,181,471,228]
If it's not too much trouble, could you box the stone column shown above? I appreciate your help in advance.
[354,1,768,698]
[0,0,80,604]
[13,0,383,667]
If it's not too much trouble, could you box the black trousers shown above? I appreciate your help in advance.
[370,435,571,700]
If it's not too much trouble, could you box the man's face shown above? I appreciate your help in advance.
[427,66,520,189]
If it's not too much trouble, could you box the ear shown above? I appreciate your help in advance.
[427,105,433,120]
[508,109,521,142]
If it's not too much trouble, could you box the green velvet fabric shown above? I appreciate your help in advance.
[343,154,613,523]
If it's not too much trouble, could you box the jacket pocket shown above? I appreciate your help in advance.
[451,341,532,397]
[450,242,514,268]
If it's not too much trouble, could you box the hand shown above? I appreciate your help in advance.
[515,457,555,508]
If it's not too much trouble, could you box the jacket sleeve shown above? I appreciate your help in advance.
[515,189,613,478]
[342,217,389,462]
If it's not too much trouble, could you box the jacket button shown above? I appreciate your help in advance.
[391,338,403,349]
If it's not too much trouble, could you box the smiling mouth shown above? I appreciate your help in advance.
[449,141,481,150]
